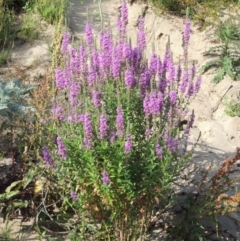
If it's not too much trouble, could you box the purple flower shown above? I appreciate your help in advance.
[179,71,189,94]
[123,42,131,59]
[55,69,65,89]
[88,68,97,86]
[194,76,202,94]
[92,90,102,108]
[140,69,151,98]
[125,68,136,88]
[99,113,108,140]
[42,146,55,169]
[57,136,67,160]
[155,144,162,158]
[112,50,121,78]
[167,60,175,83]
[169,90,177,105]
[191,63,196,80]
[144,92,164,116]
[69,81,80,106]
[102,171,110,185]
[84,113,93,149]
[79,46,88,74]
[165,136,179,153]
[183,18,191,46]
[187,81,194,97]
[91,50,100,71]
[67,116,73,123]
[150,53,158,75]
[61,32,70,54]
[116,108,124,138]
[138,18,146,49]
[70,191,78,201]
[52,105,65,121]
[158,77,167,93]
[121,2,128,26]
[124,134,132,154]
[74,114,85,123]
[109,130,116,145]
[176,64,182,82]
[85,24,93,46]
[145,128,151,139]
[100,31,112,53]
[130,47,142,71]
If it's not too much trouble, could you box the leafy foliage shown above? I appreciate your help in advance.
[0,78,36,122]
[224,98,240,117]
[200,18,240,83]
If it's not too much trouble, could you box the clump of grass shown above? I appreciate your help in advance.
[18,12,40,41]
[35,0,68,24]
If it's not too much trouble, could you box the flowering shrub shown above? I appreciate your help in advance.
[43,2,201,240]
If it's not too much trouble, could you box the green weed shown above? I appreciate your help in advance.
[200,17,240,83]
[224,98,240,117]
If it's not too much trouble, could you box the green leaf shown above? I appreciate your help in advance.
[213,68,225,83]
[6,180,23,193]
[22,169,36,188]
[0,190,20,200]
[223,56,235,80]
[199,60,221,74]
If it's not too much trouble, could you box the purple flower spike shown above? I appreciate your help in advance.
[42,147,55,169]
[121,2,128,26]
[102,171,110,185]
[56,136,67,160]
[70,191,78,201]
[165,136,179,153]
[183,18,191,46]
[109,130,116,145]
[138,18,146,49]
[116,108,124,138]
[187,81,194,97]
[99,113,108,140]
[92,90,102,108]
[69,81,80,106]
[150,53,158,75]
[123,42,131,59]
[179,71,189,94]
[194,76,202,94]
[52,105,65,121]
[167,60,175,83]
[85,24,93,46]
[84,113,93,149]
[155,144,162,158]
[112,50,121,78]
[124,134,132,154]
[125,68,136,88]
[169,90,177,105]
[61,32,70,54]
[55,69,65,89]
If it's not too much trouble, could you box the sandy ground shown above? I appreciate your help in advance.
[1,0,240,240]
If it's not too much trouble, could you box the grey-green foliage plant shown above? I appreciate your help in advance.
[224,98,240,117]
[0,78,36,122]
[200,18,240,83]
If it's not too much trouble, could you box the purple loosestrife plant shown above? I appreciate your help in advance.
[48,5,202,240]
